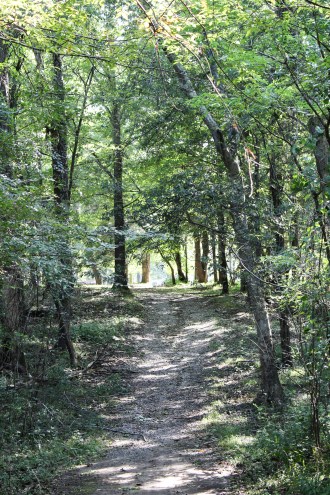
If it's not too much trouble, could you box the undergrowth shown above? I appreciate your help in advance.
[204,293,330,495]
[0,288,140,495]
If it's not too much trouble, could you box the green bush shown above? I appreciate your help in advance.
[244,401,330,495]
[71,319,125,345]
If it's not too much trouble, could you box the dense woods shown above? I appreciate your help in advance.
[0,0,329,494]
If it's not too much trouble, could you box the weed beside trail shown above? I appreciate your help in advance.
[1,286,329,495]
[203,290,330,495]
[0,287,143,495]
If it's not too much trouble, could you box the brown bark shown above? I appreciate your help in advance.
[112,101,128,290]
[184,238,189,282]
[233,214,283,403]
[50,54,70,211]
[141,253,150,283]
[92,265,102,285]
[309,117,330,195]
[169,264,176,285]
[158,249,176,285]
[49,53,76,366]
[269,154,292,367]
[0,38,12,176]
[175,251,187,282]
[217,212,229,294]
[252,150,263,258]
[309,117,330,264]
[0,266,27,373]
[269,154,285,251]
[194,236,205,283]
[0,39,27,372]
[240,267,248,293]
[69,66,94,199]
[162,48,283,403]
[279,311,293,368]
[211,233,218,283]
[201,231,209,282]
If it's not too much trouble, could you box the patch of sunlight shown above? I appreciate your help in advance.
[205,400,224,413]
[215,428,255,452]
[218,356,241,367]
[204,411,249,426]
[227,434,254,446]
[185,319,218,332]
[143,474,189,490]
[129,316,143,324]
[280,365,305,382]
[243,377,258,387]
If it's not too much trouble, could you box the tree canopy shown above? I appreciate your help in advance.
[0,0,329,493]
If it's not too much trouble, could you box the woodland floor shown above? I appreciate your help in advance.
[53,286,259,495]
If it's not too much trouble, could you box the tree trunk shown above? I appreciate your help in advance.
[211,233,218,283]
[0,38,13,173]
[91,265,102,285]
[0,266,27,373]
[201,231,209,282]
[49,53,76,367]
[184,238,189,282]
[309,117,330,264]
[0,39,27,372]
[175,251,187,282]
[158,249,176,285]
[232,210,283,402]
[240,266,248,292]
[279,310,293,367]
[169,264,176,285]
[270,154,285,251]
[309,117,330,196]
[141,253,150,283]
[54,293,75,366]
[291,211,299,248]
[217,211,229,294]
[163,49,283,403]
[112,101,128,290]
[194,235,205,283]
[269,154,292,367]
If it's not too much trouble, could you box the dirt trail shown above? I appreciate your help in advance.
[76,289,238,494]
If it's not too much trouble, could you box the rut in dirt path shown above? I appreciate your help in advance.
[78,289,237,495]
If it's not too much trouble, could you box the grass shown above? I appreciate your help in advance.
[2,286,329,495]
[202,292,330,495]
[0,287,142,495]
[0,368,113,494]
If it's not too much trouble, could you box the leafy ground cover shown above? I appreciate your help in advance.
[1,286,329,495]
[0,287,143,495]
[202,288,330,495]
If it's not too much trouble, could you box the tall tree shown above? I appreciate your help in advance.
[136,1,284,403]
[0,36,27,372]
[112,100,128,289]
[48,52,75,366]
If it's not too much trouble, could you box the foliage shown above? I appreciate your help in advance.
[0,0,329,492]
[0,287,138,494]
[205,293,329,495]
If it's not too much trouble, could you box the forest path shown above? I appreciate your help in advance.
[67,288,245,495]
